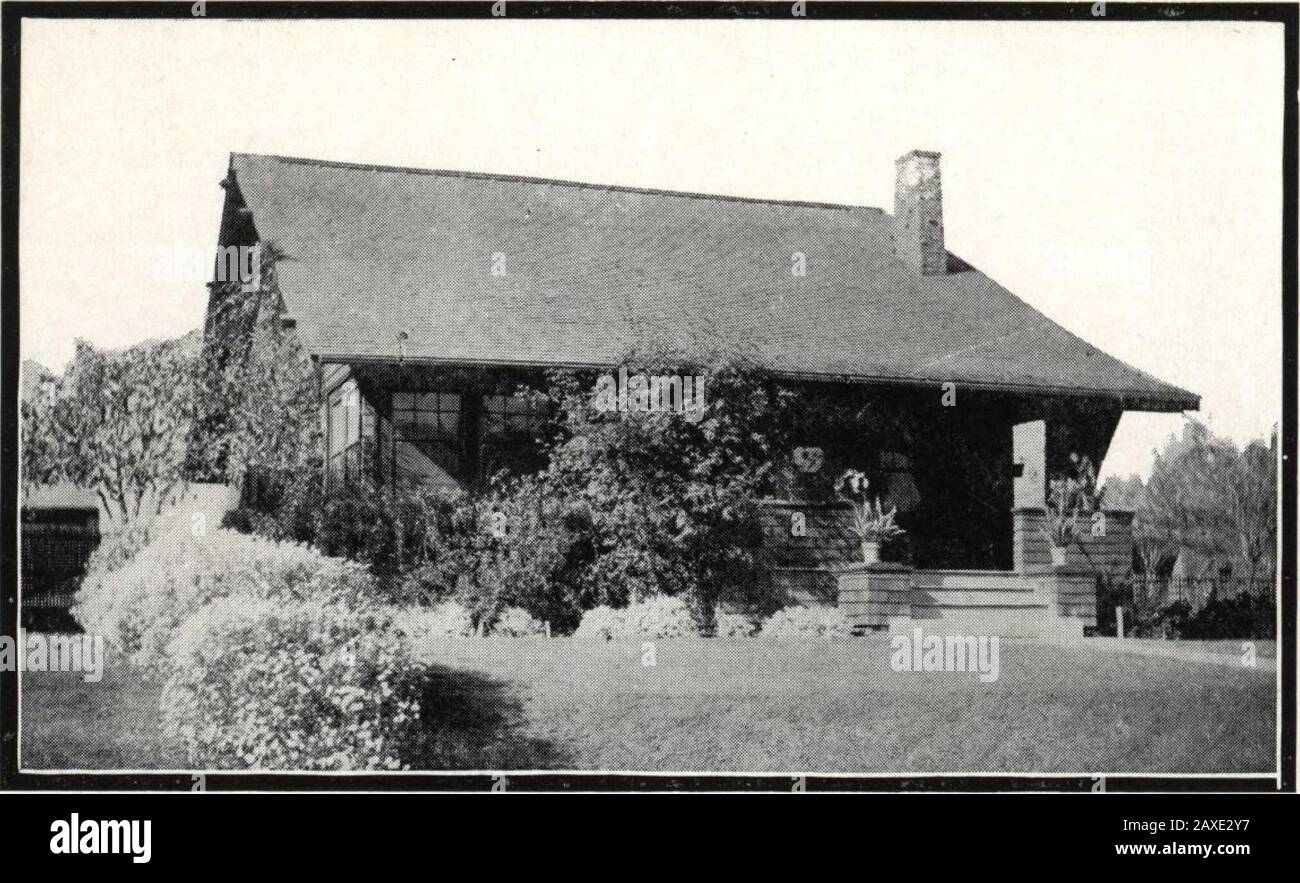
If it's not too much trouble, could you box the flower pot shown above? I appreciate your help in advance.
[1050,544,1068,568]
[861,541,881,565]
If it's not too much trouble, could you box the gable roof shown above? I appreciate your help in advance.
[225,152,1198,411]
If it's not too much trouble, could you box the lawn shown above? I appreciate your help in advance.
[20,635,1275,774]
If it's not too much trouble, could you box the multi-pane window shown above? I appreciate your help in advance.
[482,394,544,436]
[480,393,548,480]
[392,391,463,487]
[327,380,362,483]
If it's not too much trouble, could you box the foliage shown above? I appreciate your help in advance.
[619,595,699,638]
[242,475,473,605]
[837,469,905,547]
[477,348,782,631]
[490,606,547,637]
[73,528,377,665]
[572,596,699,639]
[1182,593,1275,640]
[1042,453,1100,548]
[159,595,421,770]
[22,335,198,526]
[714,611,759,637]
[189,243,321,487]
[449,480,588,632]
[1120,421,1277,584]
[80,518,160,586]
[759,605,851,639]
[1095,572,1273,640]
[391,601,476,641]
[571,605,627,641]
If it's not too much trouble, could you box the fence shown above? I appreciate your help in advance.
[1129,575,1275,612]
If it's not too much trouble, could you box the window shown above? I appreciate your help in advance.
[327,380,362,483]
[482,393,544,436]
[392,391,462,487]
[480,392,548,480]
[878,450,921,513]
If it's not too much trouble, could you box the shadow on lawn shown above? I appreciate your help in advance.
[401,665,568,770]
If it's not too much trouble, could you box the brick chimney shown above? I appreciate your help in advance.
[893,150,945,275]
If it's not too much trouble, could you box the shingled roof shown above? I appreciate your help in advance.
[224,152,1197,411]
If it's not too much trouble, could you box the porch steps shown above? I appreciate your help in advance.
[898,609,1084,640]
[911,570,1037,591]
[911,590,1042,609]
[900,570,1083,639]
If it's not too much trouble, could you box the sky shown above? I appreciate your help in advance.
[18,18,1285,480]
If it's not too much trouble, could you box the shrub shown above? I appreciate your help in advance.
[470,481,592,632]
[472,352,784,632]
[620,595,698,638]
[760,605,851,639]
[1183,593,1275,640]
[72,517,173,650]
[714,611,759,637]
[313,479,433,584]
[572,605,626,641]
[219,506,279,537]
[81,518,159,581]
[490,606,546,637]
[159,596,421,770]
[75,528,376,665]
[391,601,476,642]
[572,596,699,639]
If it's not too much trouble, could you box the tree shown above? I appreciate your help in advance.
[22,335,198,526]
[1137,420,1277,585]
[483,345,792,630]
[1224,433,1277,585]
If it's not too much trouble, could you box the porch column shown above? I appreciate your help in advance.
[1012,419,1047,573]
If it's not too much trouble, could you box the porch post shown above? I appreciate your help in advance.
[1012,419,1047,573]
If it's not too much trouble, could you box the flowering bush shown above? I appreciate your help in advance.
[390,601,476,642]
[760,605,851,639]
[572,605,626,641]
[621,595,698,638]
[81,518,160,582]
[72,518,167,648]
[159,596,421,770]
[490,606,546,637]
[74,528,376,665]
[714,611,759,637]
[573,596,698,639]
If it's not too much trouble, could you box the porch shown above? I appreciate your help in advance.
[760,500,1135,638]
[317,357,1137,635]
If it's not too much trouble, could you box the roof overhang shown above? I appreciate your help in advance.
[312,352,1199,413]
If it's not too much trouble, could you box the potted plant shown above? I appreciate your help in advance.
[1041,454,1100,568]
[839,469,905,564]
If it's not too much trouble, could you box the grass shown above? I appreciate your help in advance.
[20,635,1275,774]
[20,656,185,770]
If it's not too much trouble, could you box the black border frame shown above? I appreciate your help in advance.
[1,1,1295,794]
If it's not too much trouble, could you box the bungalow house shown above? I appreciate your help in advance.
[204,150,1198,636]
